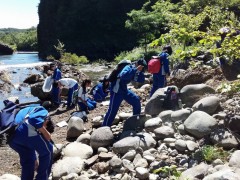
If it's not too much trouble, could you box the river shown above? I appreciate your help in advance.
[0,53,112,109]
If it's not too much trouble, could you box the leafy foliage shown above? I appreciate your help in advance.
[114,47,161,63]
[216,76,240,96]
[194,145,230,163]
[60,52,89,64]
[0,27,37,51]
[152,165,181,179]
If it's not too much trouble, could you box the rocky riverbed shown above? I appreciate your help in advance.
[1,62,240,180]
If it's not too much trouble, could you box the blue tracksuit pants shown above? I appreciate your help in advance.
[102,90,141,127]
[9,133,53,180]
[78,98,97,111]
[150,74,166,97]
[67,83,79,107]
[52,86,60,105]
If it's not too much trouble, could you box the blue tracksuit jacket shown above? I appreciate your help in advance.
[102,65,144,127]
[9,106,53,180]
[52,68,62,105]
[150,52,170,97]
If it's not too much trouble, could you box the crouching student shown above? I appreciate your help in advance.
[102,59,147,127]
[78,79,97,112]
[58,78,78,109]
[92,76,110,102]
[8,105,53,180]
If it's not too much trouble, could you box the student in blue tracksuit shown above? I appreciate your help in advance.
[50,63,62,106]
[150,45,172,97]
[58,78,79,109]
[78,78,97,112]
[9,105,53,180]
[102,59,146,127]
[92,76,110,102]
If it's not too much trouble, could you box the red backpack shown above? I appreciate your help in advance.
[148,56,161,74]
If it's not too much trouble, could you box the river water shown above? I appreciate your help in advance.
[0,53,112,109]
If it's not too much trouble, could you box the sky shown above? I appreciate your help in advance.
[0,0,40,29]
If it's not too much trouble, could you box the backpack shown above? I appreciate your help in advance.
[0,101,23,144]
[162,86,180,110]
[0,101,53,144]
[107,62,131,82]
[148,56,161,74]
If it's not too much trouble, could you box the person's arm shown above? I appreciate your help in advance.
[38,125,51,141]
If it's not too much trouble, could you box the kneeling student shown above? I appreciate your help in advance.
[92,76,110,102]
[78,79,97,112]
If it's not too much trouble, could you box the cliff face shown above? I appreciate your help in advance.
[38,0,146,61]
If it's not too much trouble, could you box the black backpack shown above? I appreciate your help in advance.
[107,62,131,82]
[162,86,180,110]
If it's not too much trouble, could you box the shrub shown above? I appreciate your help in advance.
[114,47,161,63]
[196,145,229,163]
[60,52,89,64]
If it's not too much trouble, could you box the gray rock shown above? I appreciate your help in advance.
[76,133,91,145]
[184,111,217,138]
[180,84,215,107]
[135,167,149,180]
[186,140,198,151]
[192,96,220,115]
[175,139,187,152]
[210,129,239,149]
[109,156,122,168]
[144,117,162,132]
[229,150,240,168]
[203,169,240,180]
[159,110,173,122]
[62,142,93,159]
[0,174,20,180]
[179,163,209,180]
[52,157,84,179]
[113,132,156,154]
[122,150,136,161]
[145,87,166,116]
[171,109,191,122]
[67,117,84,138]
[90,127,114,149]
[154,126,175,140]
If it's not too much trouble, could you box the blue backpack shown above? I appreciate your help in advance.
[0,101,22,143]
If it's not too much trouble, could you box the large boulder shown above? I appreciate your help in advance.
[179,163,209,180]
[52,157,84,179]
[90,127,114,149]
[192,96,220,115]
[62,142,93,159]
[0,70,13,93]
[113,132,156,154]
[24,74,44,84]
[30,82,51,100]
[210,129,239,149]
[67,117,85,138]
[145,87,165,116]
[184,111,217,138]
[0,43,14,55]
[180,84,215,107]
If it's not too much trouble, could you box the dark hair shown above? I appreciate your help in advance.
[163,45,173,55]
[50,63,56,68]
[81,78,91,93]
